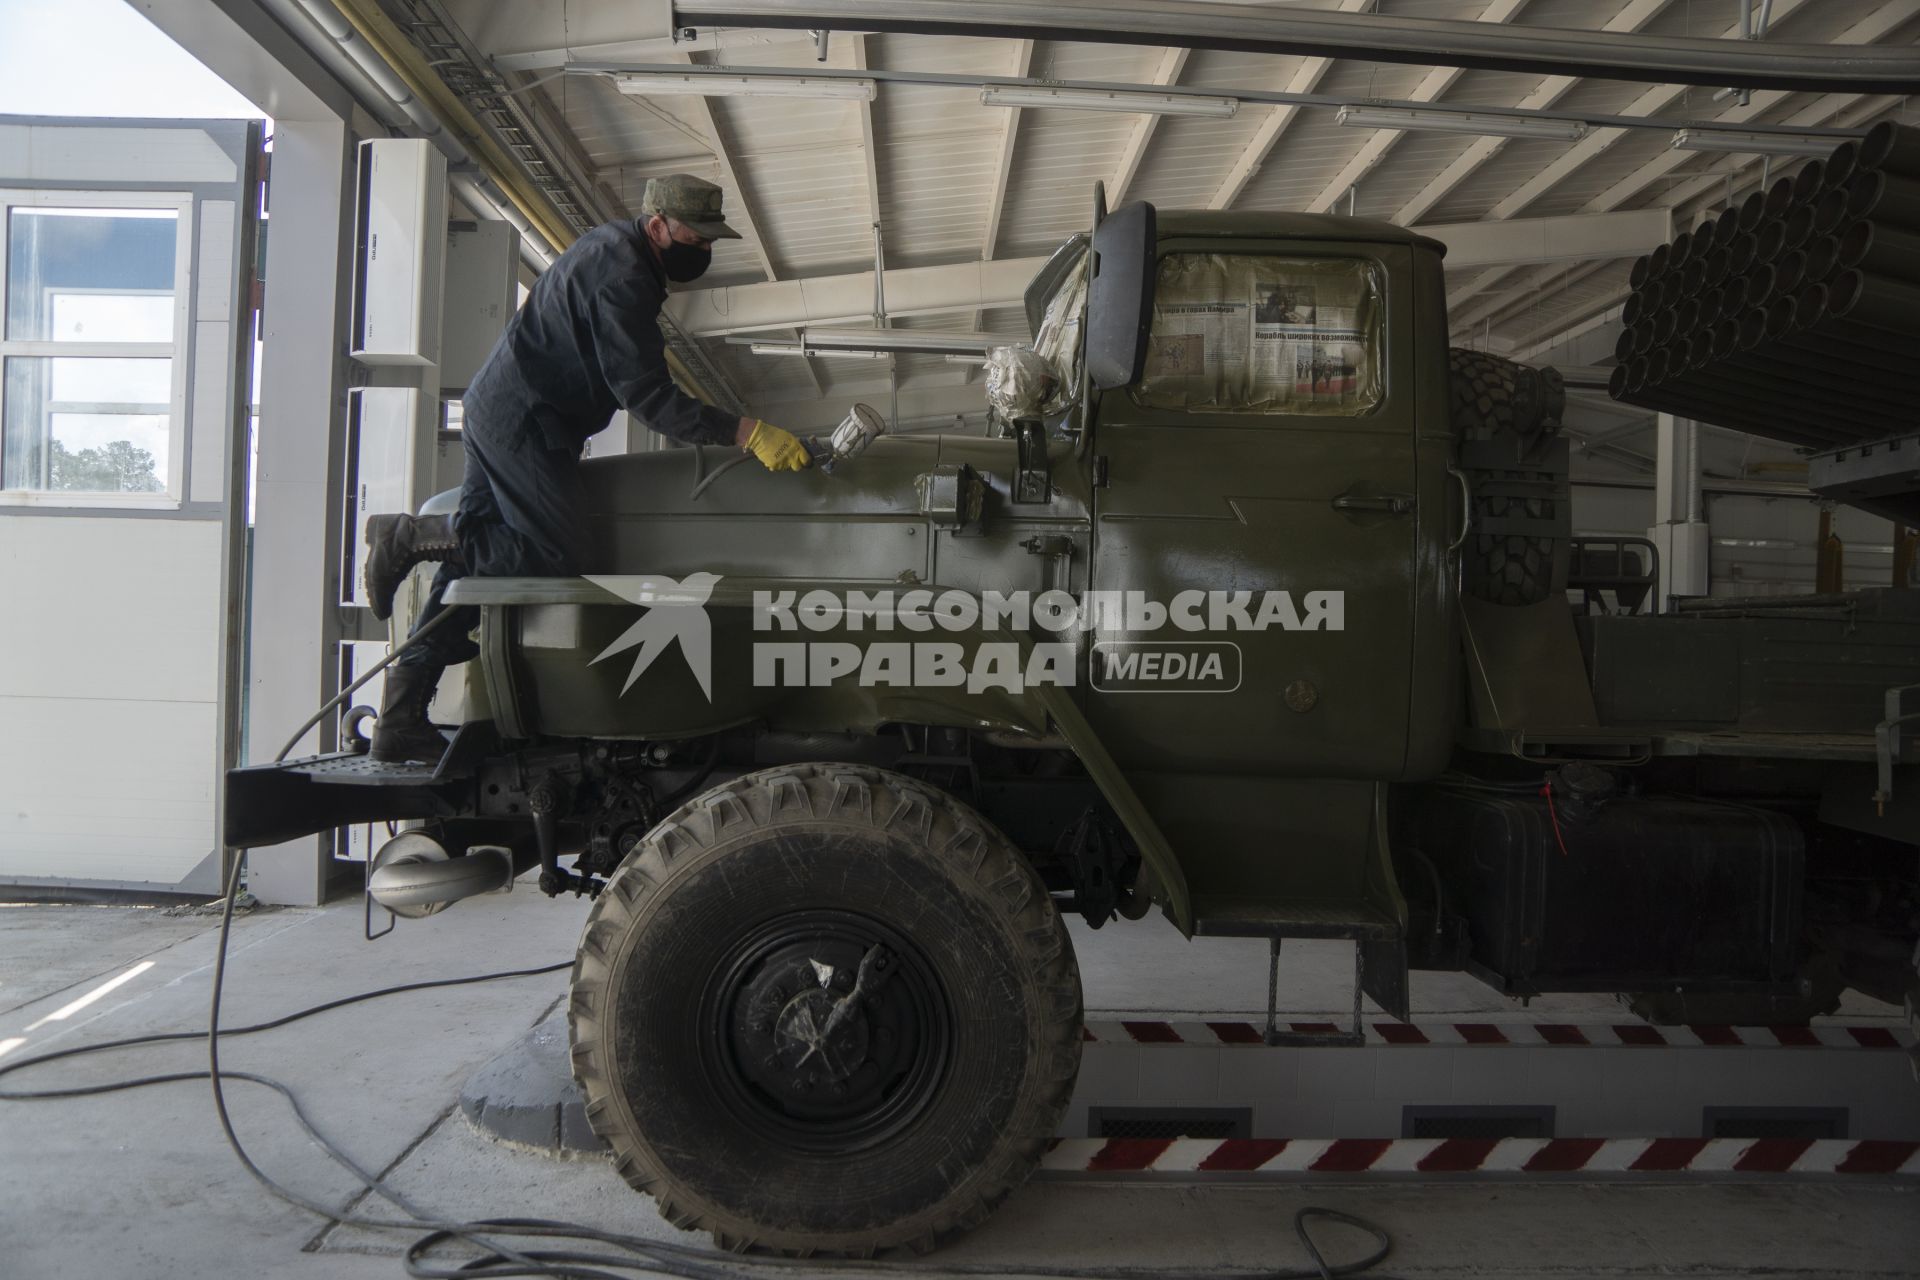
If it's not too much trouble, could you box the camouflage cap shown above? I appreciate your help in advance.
[639,173,742,240]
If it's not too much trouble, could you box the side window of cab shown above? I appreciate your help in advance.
[1132,254,1385,416]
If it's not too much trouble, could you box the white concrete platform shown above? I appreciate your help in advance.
[1,885,1916,1279]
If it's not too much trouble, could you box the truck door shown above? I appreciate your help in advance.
[1086,242,1429,779]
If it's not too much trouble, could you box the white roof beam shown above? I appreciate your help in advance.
[1391,0,1679,226]
[1452,54,1916,337]
[850,33,882,230]
[664,54,823,394]
[670,56,778,283]
[1657,93,1905,227]
[1108,46,1189,206]
[981,38,1035,262]
[671,0,1919,92]
[749,373,993,431]
[1450,259,1611,342]
[1511,307,1624,365]
[1424,209,1670,270]
[449,2,802,70]
[1446,0,1825,324]
[1304,0,1530,215]
[1477,0,1819,226]
[673,257,1054,336]
[977,38,1035,339]
[1208,0,1374,210]
[1588,47,1915,210]
[675,211,1667,338]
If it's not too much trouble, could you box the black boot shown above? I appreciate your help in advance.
[371,664,449,765]
[364,513,465,622]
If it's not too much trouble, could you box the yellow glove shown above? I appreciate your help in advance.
[744,419,812,472]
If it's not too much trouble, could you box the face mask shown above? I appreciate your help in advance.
[661,239,712,283]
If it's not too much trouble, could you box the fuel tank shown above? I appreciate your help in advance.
[1411,785,1804,995]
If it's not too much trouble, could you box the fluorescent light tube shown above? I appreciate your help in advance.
[748,343,889,359]
[802,327,999,355]
[1336,104,1586,141]
[1671,129,1837,157]
[614,73,875,101]
[980,85,1237,118]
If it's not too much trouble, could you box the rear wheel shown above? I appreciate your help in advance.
[568,763,1082,1256]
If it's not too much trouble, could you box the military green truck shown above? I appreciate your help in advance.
[229,198,1920,1256]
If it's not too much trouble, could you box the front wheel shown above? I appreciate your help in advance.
[568,764,1082,1256]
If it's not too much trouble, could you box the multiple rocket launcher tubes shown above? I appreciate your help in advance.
[1610,120,1920,452]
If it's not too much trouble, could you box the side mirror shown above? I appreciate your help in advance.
[1086,199,1156,391]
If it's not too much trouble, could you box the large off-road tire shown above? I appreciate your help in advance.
[1449,347,1564,607]
[1448,347,1521,438]
[569,763,1082,1256]
[1468,494,1557,606]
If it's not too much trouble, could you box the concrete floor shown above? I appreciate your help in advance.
[1,882,1915,1279]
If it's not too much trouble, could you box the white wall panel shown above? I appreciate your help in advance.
[197,199,237,322]
[0,698,217,885]
[0,516,222,884]
[0,124,237,184]
[0,517,221,703]
[189,318,232,505]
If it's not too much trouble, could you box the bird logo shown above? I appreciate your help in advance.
[583,573,720,701]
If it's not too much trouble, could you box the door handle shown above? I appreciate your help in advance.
[1331,493,1414,516]
[1446,467,1472,554]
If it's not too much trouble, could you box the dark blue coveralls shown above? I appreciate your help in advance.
[399,220,739,669]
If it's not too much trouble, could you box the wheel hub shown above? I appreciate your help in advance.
[732,942,884,1107]
[775,984,870,1079]
[708,913,949,1150]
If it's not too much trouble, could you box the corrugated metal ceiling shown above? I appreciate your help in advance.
[446,0,1919,425]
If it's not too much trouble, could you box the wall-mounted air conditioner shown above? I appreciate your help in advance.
[351,138,447,366]
[440,218,519,392]
[342,385,419,608]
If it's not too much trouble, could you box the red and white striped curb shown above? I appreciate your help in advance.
[1080,1019,1913,1049]
[1041,1137,1920,1177]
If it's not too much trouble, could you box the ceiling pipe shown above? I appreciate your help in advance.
[285,4,558,278]
[451,174,556,272]
[289,0,471,163]
[323,0,578,252]
[286,4,550,267]
[1574,476,1814,498]
[674,0,1920,94]
[569,61,1869,143]
[284,0,735,402]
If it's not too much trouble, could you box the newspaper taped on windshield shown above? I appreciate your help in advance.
[1137,254,1383,415]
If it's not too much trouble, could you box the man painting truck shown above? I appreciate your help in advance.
[228,187,1920,1258]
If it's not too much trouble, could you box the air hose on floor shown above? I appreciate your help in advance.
[0,566,1402,1278]
[0,857,1402,1279]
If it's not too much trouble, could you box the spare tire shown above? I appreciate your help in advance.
[1448,347,1565,442]
[1449,348,1568,607]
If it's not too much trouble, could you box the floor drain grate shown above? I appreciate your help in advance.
[1403,1105,1556,1139]
[1088,1107,1252,1140]
[1704,1107,1848,1140]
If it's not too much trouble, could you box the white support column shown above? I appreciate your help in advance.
[247,118,356,904]
[1648,413,1710,606]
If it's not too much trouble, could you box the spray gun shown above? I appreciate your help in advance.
[808,402,887,474]
[690,403,887,500]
